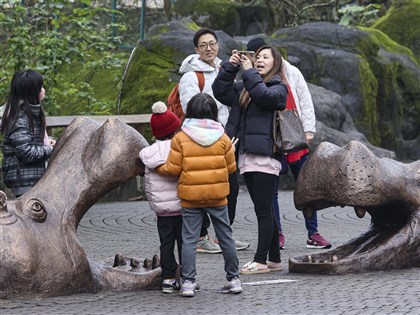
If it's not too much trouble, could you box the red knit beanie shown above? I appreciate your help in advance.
[150,101,181,138]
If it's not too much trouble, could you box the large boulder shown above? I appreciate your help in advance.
[308,83,393,158]
[372,0,420,64]
[121,19,419,160]
[272,22,420,160]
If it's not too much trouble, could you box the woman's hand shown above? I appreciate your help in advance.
[231,136,239,152]
[240,53,253,71]
[48,138,56,147]
[305,132,314,144]
[229,50,241,65]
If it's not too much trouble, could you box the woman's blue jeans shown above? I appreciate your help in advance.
[272,154,318,238]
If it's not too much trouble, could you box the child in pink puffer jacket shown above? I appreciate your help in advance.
[139,101,181,294]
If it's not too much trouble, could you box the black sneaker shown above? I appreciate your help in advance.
[162,279,180,293]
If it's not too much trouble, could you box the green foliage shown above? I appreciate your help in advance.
[173,0,241,32]
[356,56,380,145]
[338,4,382,27]
[0,0,127,115]
[372,0,420,65]
[120,42,182,115]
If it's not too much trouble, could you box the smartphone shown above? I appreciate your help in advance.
[237,50,255,58]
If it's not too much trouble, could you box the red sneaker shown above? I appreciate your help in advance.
[279,233,285,250]
[307,233,332,249]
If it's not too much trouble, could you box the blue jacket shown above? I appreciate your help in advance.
[212,60,288,159]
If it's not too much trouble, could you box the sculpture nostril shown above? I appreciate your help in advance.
[0,208,17,225]
[0,192,17,225]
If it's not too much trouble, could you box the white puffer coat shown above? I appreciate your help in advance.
[179,54,230,126]
[283,59,316,134]
[139,140,181,216]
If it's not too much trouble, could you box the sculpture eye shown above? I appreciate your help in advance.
[28,199,47,223]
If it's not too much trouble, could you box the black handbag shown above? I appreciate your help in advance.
[273,86,309,153]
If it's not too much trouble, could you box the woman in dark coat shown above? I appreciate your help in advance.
[213,46,288,274]
[1,69,55,197]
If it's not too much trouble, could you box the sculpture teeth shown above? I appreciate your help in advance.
[130,258,139,268]
[354,207,366,218]
[332,255,339,262]
[152,254,160,269]
[143,258,152,269]
[113,253,127,267]
[307,255,313,263]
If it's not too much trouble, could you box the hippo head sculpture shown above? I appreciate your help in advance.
[290,141,420,274]
[0,117,161,298]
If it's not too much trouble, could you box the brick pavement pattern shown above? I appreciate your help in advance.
[1,190,419,315]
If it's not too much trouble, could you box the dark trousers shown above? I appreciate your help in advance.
[244,172,281,264]
[157,215,183,279]
[200,171,239,237]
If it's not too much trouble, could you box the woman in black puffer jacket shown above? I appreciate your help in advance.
[213,46,288,275]
[1,69,55,197]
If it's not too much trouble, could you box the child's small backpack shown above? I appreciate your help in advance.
[167,71,205,122]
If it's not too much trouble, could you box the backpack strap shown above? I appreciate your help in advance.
[195,71,205,92]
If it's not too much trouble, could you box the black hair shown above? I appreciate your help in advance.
[240,46,284,108]
[1,69,46,135]
[156,132,176,141]
[193,28,218,47]
[185,93,218,122]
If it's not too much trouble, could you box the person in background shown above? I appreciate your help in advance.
[1,69,55,198]
[139,101,182,294]
[157,93,242,297]
[179,27,249,253]
[213,45,288,274]
[248,37,332,250]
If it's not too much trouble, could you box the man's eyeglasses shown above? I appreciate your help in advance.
[197,41,218,51]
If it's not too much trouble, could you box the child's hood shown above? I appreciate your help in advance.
[181,118,225,147]
[139,140,171,169]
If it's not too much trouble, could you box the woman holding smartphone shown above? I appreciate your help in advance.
[212,46,288,274]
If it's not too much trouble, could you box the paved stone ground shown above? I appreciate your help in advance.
[1,189,419,315]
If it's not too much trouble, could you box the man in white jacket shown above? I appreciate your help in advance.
[179,28,249,253]
[179,28,230,127]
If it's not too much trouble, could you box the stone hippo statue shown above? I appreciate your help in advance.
[290,141,420,274]
[0,117,161,299]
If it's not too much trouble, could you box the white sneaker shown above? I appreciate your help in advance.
[180,280,197,297]
[221,277,242,294]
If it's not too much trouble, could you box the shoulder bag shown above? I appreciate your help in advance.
[273,86,309,153]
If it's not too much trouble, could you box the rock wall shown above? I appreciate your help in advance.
[121,19,414,160]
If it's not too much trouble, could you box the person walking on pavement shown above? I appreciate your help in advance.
[179,28,249,253]
[157,93,242,297]
[213,45,288,274]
